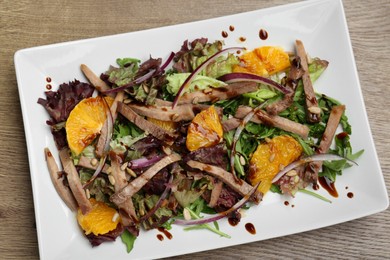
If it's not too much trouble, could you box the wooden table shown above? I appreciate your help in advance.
[1,0,389,259]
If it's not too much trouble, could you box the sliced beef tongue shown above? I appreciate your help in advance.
[295,40,321,123]
[127,103,196,122]
[177,82,258,105]
[266,57,304,115]
[96,91,124,158]
[304,105,346,183]
[234,106,309,139]
[44,148,78,211]
[111,153,181,205]
[59,148,92,215]
[186,160,263,204]
[110,153,138,225]
[117,102,178,145]
[80,64,114,97]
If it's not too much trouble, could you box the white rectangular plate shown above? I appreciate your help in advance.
[14,0,388,259]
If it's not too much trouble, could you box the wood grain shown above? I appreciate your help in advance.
[1,0,389,259]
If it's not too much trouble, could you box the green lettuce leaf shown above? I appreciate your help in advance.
[166,73,227,95]
[121,229,137,253]
[201,53,239,79]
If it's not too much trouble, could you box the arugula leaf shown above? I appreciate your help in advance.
[298,189,332,203]
[216,98,240,116]
[340,114,352,135]
[183,207,231,238]
[270,184,282,194]
[161,219,174,230]
[121,229,137,253]
[319,133,364,181]
[294,135,315,156]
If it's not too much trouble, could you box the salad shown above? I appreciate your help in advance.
[38,37,363,252]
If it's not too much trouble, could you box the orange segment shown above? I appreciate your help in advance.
[248,135,302,194]
[186,106,223,152]
[65,96,113,155]
[233,46,290,77]
[147,117,177,133]
[77,198,120,236]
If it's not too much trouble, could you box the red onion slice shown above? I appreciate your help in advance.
[103,97,114,154]
[230,102,267,181]
[272,154,357,183]
[172,47,245,108]
[82,98,113,188]
[83,155,107,188]
[139,174,173,223]
[103,69,156,94]
[218,72,292,94]
[159,52,175,72]
[174,181,260,226]
[128,154,163,169]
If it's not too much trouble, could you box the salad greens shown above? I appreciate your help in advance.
[38,37,363,254]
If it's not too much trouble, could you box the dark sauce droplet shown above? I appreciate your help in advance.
[157,227,173,240]
[347,192,354,198]
[284,201,289,206]
[239,36,246,42]
[228,217,240,227]
[336,131,349,140]
[46,77,52,83]
[46,84,52,90]
[345,186,349,190]
[313,183,320,191]
[291,204,295,208]
[245,223,256,235]
[259,29,268,40]
[157,234,164,241]
[319,176,338,198]
[229,25,235,32]
[222,31,228,38]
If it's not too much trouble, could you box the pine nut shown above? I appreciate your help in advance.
[183,208,191,220]
[308,106,321,114]
[108,174,116,185]
[286,170,297,177]
[239,155,246,165]
[112,212,120,222]
[120,163,127,171]
[126,167,137,178]
[90,158,98,167]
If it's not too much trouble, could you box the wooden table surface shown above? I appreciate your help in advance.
[1,0,389,259]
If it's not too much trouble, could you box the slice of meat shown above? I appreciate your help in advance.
[186,160,262,204]
[127,103,195,122]
[222,117,241,132]
[110,153,138,225]
[117,102,178,145]
[177,82,258,104]
[266,57,304,115]
[234,106,309,139]
[304,105,346,183]
[111,153,181,205]
[80,64,115,97]
[59,148,92,215]
[208,178,223,208]
[77,156,110,174]
[255,109,309,139]
[44,148,78,211]
[295,40,321,123]
[95,91,124,158]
